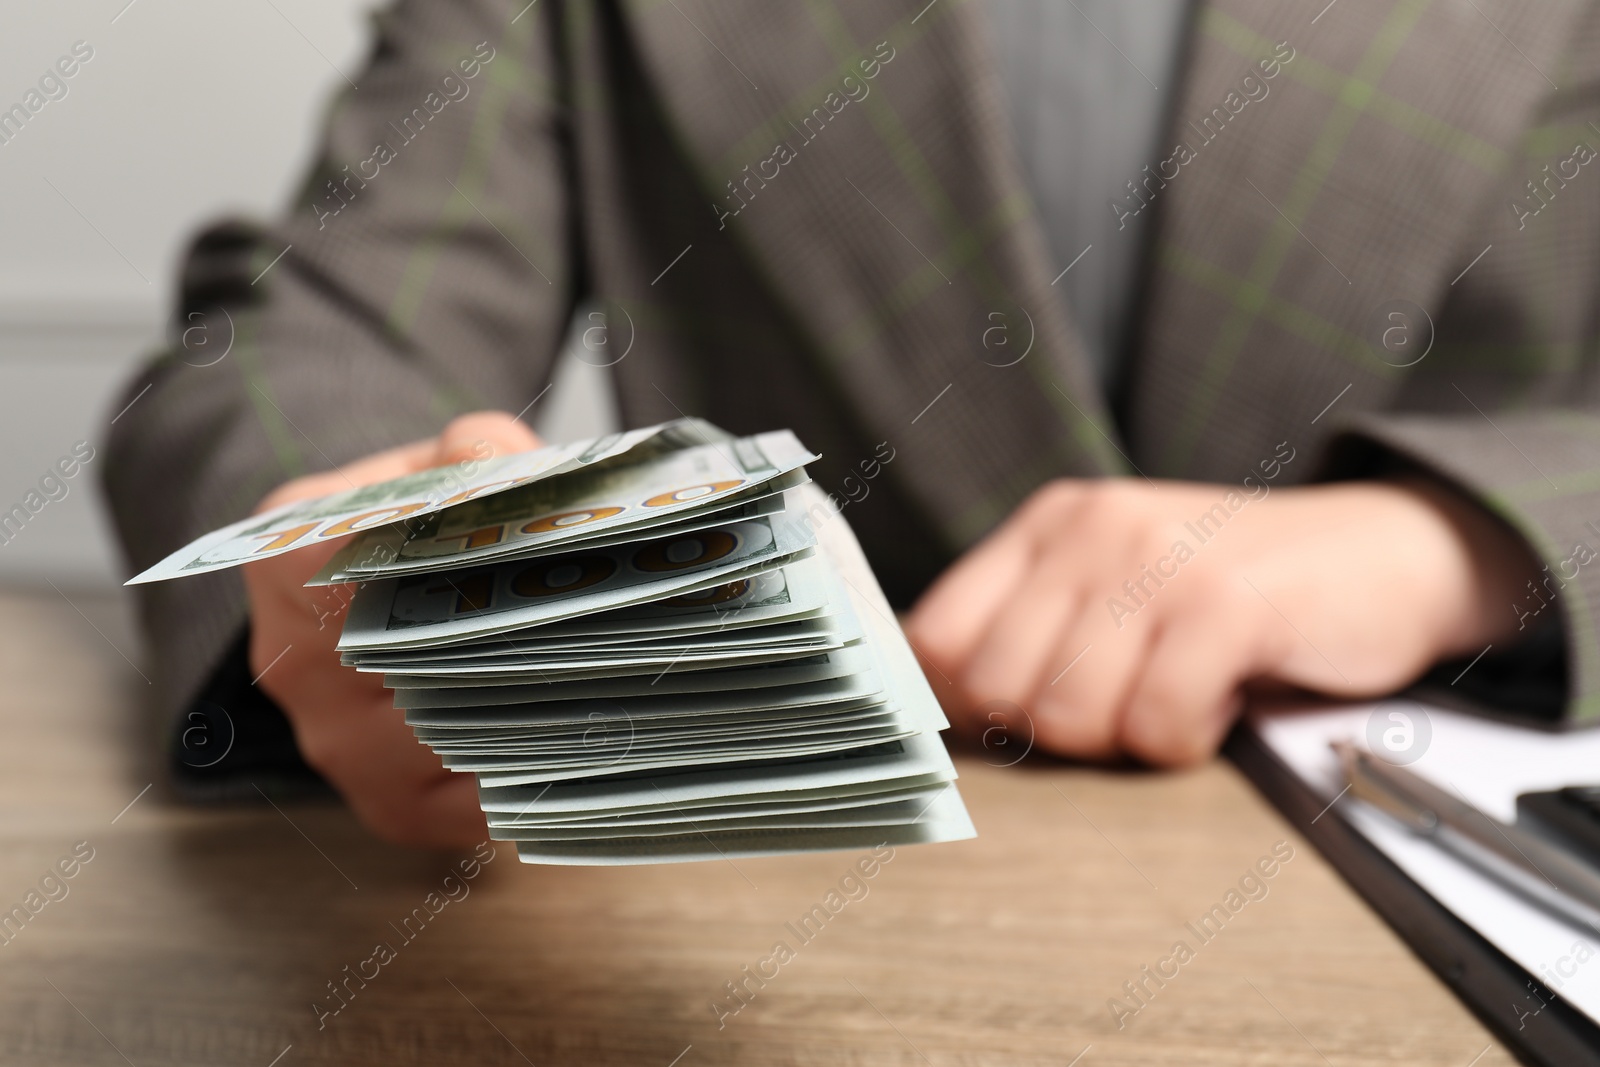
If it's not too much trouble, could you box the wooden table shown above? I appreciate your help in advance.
[0,588,1516,1066]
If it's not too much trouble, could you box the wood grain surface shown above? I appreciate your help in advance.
[0,588,1516,1066]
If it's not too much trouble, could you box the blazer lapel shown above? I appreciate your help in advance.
[1127,0,1587,481]
[621,0,1122,546]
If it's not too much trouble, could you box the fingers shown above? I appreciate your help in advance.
[256,437,439,512]
[959,562,1081,708]
[239,409,542,849]
[406,775,492,849]
[1117,609,1253,767]
[257,605,369,702]
[906,525,1035,672]
[252,634,485,847]
[244,564,355,658]
[250,635,488,847]
[286,679,486,847]
[1031,608,1152,760]
[907,482,1083,679]
[910,476,1428,768]
[323,716,487,850]
[246,409,546,656]
[434,410,542,465]
[254,409,541,514]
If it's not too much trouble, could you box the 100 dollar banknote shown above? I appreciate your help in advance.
[312,431,816,584]
[337,501,820,652]
[127,418,728,584]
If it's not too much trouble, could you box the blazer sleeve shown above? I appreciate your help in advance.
[99,0,575,752]
[1321,413,1599,724]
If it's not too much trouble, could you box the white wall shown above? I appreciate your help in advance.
[0,0,613,590]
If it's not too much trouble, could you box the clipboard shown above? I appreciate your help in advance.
[1226,712,1600,1067]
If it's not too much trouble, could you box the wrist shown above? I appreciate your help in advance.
[1378,475,1542,656]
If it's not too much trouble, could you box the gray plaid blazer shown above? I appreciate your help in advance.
[103,0,1600,729]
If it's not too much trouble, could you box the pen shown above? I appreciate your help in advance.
[1331,739,1600,935]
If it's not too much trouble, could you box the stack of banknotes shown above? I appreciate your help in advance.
[132,419,974,864]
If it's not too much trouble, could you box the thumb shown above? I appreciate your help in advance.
[432,410,543,467]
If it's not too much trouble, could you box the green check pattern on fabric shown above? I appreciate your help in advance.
[103,0,1600,726]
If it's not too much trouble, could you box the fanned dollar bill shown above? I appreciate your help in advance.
[132,419,974,864]
[128,418,731,584]
[336,507,819,652]
[313,431,817,584]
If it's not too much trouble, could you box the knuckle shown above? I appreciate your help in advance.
[443,411,494,439]
[1021,479,1081,523]
[1034,538,1085,586]
[1084,478,1144,513]
[1075,481,1148,539]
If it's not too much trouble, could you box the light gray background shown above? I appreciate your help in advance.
[0,0,613,591]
